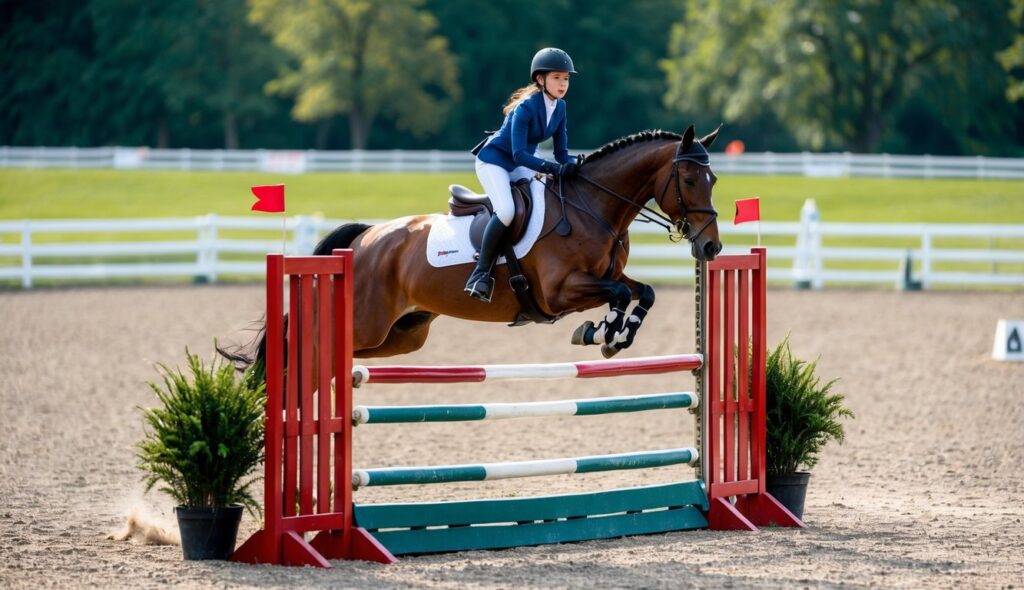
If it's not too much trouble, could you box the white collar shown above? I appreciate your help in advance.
[543,93,557,109]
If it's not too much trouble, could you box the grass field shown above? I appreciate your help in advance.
[2,168,1023,223]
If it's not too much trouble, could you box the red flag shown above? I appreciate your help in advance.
[734,197,760,225]
[251,184,285,213]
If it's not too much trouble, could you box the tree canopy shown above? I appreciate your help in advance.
[1,0,1021,154]
[663,0,1023,154]
[249,0,460,149]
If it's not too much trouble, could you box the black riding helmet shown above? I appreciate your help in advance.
[530,48,577,82]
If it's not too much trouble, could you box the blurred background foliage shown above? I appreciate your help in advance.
[1,0,1022,155]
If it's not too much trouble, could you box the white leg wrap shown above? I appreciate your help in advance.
[592,310,622,345]
[612,315,642,346]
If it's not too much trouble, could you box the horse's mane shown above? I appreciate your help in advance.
[582,129,681,165]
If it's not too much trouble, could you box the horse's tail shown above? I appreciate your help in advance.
[218,222,373,385]
[216,318,270,385]
[313,222,373,255]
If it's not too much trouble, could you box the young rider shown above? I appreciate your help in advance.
[464,47,579,303]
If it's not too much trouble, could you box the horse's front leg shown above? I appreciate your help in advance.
[555,272,633,357]
[607,275,655,354]
[567,274,653,358]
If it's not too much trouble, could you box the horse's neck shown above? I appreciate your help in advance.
[570,150,662,235]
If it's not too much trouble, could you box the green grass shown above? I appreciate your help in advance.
[2,169,1023,223]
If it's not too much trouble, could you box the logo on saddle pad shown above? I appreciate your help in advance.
[437,249,459,257]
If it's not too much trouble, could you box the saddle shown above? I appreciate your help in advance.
[446,178,558,327]
[447,179,534,251]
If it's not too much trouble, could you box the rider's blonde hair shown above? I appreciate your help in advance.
[502,82,541,116]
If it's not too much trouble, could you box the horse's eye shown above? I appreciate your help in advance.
[684,178,696,187]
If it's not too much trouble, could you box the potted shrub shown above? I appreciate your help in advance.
[137,348,265,560]
[764,336,854,520]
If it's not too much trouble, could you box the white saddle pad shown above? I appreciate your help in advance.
[426,179,547,268]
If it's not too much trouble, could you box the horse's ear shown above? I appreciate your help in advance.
[681,125,695,153]
[699,124,723,149]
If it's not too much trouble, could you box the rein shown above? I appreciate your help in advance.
[572,141,719,244]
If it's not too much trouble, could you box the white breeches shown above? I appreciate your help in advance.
[475,159,534,226]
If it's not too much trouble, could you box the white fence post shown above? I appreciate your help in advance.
[292,215,319,255]
[793,199,820,289]
[204,214,218,283]
[21,221,32,289]
[920,232,932,289]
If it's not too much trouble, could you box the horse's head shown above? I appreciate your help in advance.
[652,125,723,261]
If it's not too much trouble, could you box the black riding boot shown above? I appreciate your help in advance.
[464,216,508,303]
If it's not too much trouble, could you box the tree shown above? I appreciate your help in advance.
[999,0,1024,102]
[0,0,102,145]
[87,0,284,148]
[249,0,460,149]
[663,0,1019,153]
[155,0,285,149]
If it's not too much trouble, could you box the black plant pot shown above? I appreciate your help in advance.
[175,505,243,560]
[766,472,811,520]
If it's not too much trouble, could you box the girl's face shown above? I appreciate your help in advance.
[539,71,570,98]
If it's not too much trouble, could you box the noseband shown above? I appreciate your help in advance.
[658,142,718,244]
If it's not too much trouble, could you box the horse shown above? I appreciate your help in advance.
[222,124,722,370]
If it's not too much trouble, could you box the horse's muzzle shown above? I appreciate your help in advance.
[692,238,722,261]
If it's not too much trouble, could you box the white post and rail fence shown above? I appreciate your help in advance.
[4,146,1024,179]
[1,200,1022,289]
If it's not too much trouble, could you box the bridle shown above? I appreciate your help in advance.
[658,140,719,243]
[572,139,719,245]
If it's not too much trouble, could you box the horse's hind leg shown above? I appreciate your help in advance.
[355,311,438,358]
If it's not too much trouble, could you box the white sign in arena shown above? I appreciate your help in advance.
[992,320,1024,361]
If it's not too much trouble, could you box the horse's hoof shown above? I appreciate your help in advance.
[601,344,620,358]
[571,321,595,346]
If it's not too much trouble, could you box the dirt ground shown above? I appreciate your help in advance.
[1,283,1023,589]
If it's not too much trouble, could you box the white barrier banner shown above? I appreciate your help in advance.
[260,151,306,174]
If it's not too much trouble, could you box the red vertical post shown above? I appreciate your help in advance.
[751,247,767,492]
[264,254,284,550]
[299,277,315,515]
[316,274,333,514]
[336,250,354,521]
[737,268,750,482]
[284,277,299,517]
[723,269,735,485]
[706,263,720,493]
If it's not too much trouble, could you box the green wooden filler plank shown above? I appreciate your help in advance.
[353,480,710,556]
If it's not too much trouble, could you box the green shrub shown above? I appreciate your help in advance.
[137,348,265,515]
[765,337,854,475]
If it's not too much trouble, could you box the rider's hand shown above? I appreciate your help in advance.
[540,160,561,176]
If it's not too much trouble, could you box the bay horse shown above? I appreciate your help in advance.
[223,124,721,369]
